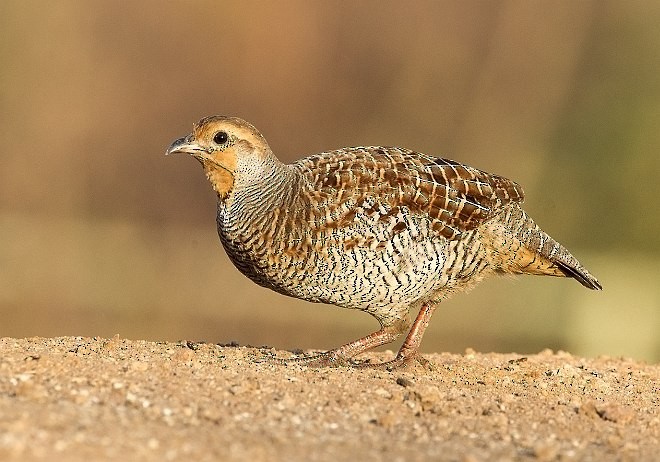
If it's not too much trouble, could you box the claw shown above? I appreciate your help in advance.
[255,350,431,370]
[257,350,358,367]
[253,302,438,370]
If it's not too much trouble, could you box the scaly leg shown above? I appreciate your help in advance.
[264,320,407,367]
[371,301,437,369]
[261,303,436,369]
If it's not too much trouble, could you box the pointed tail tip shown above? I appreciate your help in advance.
[584,277,603,291]
[557,262,602,291]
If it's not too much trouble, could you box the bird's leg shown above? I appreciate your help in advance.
[261,304,437,369]
[377,301,437,370]
[261,318,410,367]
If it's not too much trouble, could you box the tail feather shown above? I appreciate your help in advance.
[498,204,602,291]
[556,261,602,290]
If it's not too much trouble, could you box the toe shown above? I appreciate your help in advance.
[254,350,355,368]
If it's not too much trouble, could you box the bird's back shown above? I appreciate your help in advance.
[293,146,525,241]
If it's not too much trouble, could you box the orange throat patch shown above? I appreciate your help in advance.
[204,163,235,200]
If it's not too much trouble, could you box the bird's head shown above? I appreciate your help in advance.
[166,116,273,200]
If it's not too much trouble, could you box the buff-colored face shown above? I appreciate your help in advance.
[166,116,269,199]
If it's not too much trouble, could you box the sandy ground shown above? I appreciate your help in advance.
[0,337,658,462]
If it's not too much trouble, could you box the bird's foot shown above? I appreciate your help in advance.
[349,353,432,371]
[256,349,359,368]
[390,354,434,371]
[256,349,433,370]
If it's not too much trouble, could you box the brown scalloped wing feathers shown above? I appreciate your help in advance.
[296,147,524,240]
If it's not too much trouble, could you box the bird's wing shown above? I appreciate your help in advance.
[296,147,524,240]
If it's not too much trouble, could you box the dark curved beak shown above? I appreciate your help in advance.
[165,136,206,157]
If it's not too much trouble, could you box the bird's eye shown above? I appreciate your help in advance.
[213,131,229,145]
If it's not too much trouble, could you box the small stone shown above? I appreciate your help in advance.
[533,442,560,461]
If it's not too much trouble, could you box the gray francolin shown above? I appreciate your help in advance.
[167,116,601,368]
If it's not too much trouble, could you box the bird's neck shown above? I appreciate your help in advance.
[215,157,304,280]
[218,157,300,230]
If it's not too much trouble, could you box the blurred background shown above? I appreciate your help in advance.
[1,1,658,362]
